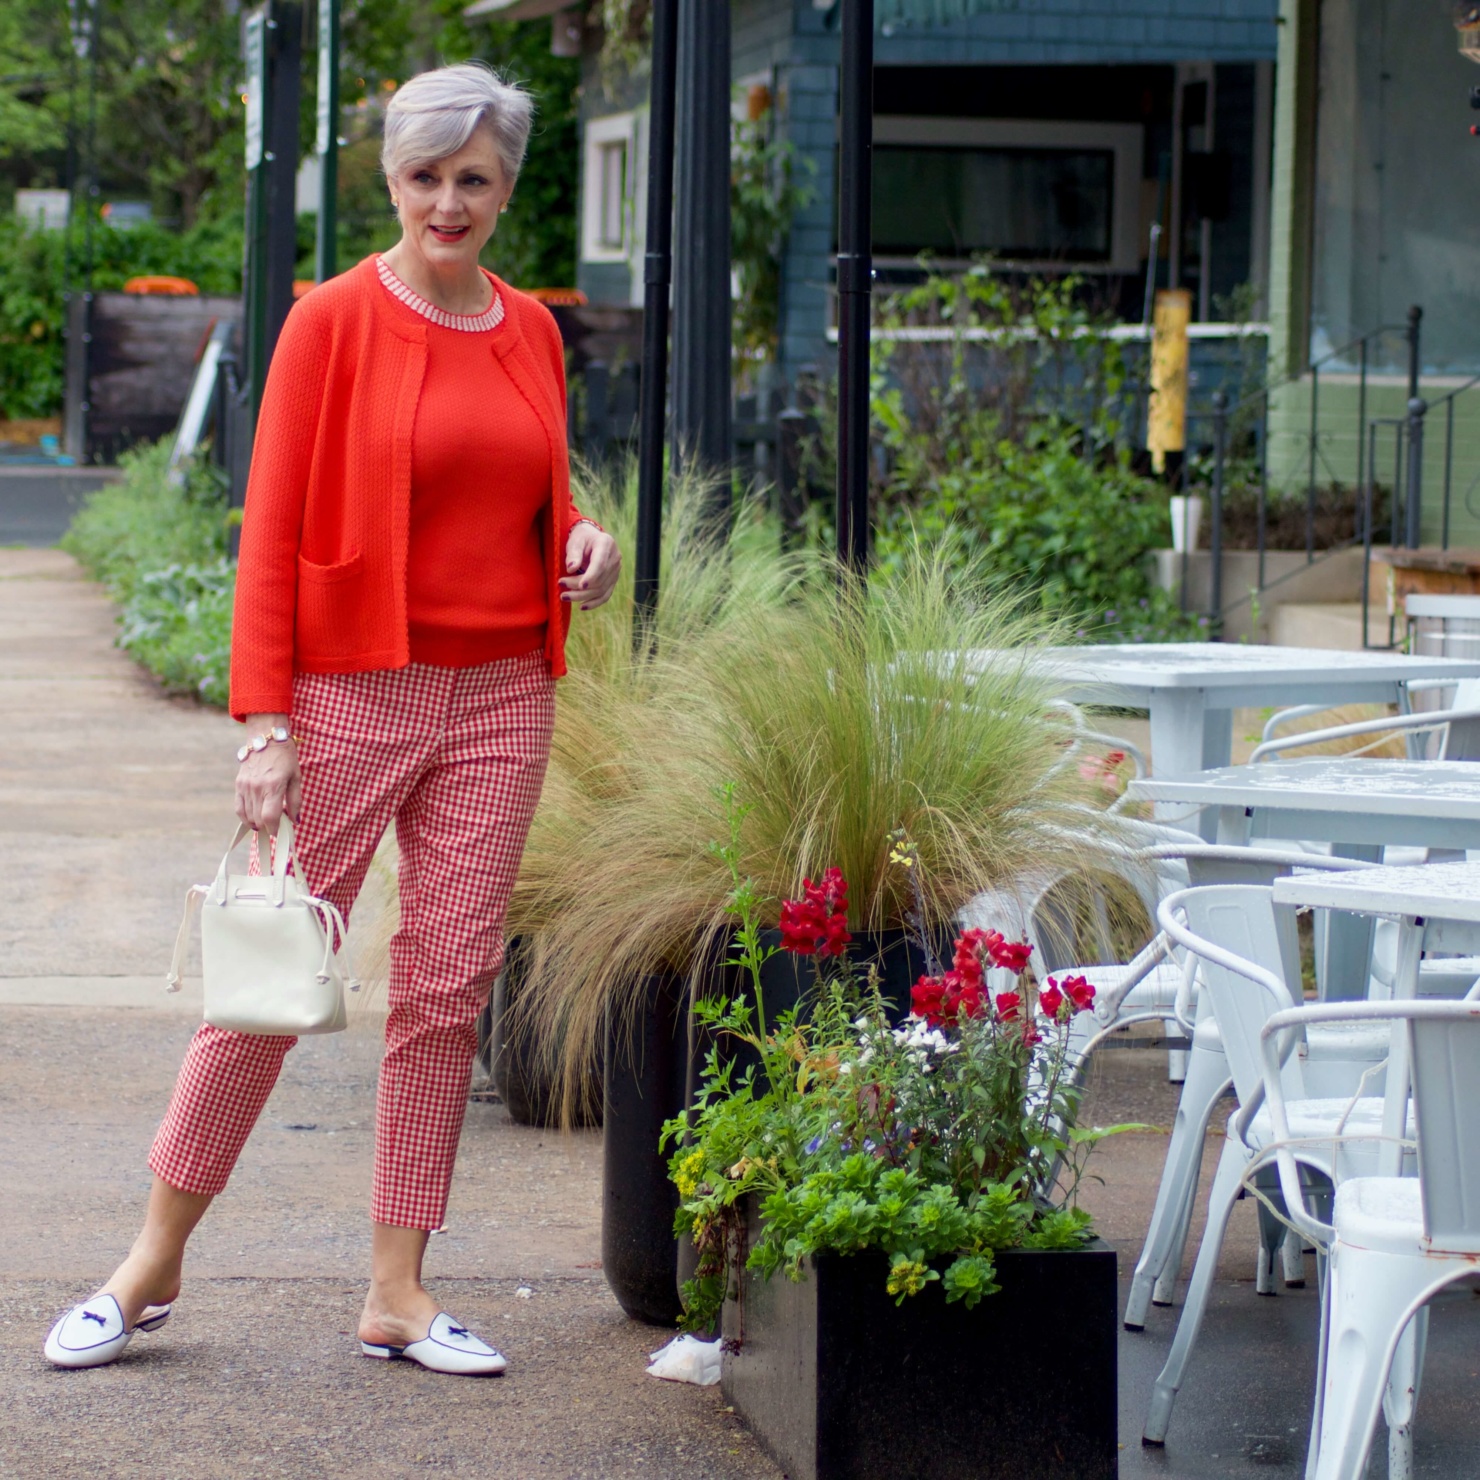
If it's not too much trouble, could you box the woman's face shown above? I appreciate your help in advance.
[391,128,512,273]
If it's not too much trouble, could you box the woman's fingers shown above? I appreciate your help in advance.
[559,529,622,609]
[234,747,302,835]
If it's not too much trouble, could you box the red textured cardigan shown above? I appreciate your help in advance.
[229,255,581,722]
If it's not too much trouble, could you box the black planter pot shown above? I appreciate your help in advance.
[601,971,690,1325]
[722,1212,1119,1480]
[487,938,602,1128]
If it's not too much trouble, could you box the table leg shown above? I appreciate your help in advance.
[1322,844,1381,1002]
[1214,807,1252,846]
[1149,692,1229,839]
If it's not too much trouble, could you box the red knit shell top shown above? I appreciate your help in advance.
[377,260,551,667]
[229,255,583,722]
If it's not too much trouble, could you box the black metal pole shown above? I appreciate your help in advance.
[633,0,679,647]
[671,0,732,493]
[1405,397,1426,549]
[1209,390,1227,635]
[263,2,302,371]
[835,0,873,576]
[314,0,340,283]
[1406,304,1423,404]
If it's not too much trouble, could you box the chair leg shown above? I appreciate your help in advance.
[1312,1247,1437,1480]
[1143,1137,1248,1445]
[1125,1044,1229,1329]
[1152,1146,1204,1307]
[1254,1165,1288,1295]
[1282,1226,1308,1288]
[1382,1306,1429,1480]
[1303,1262,1333,1480]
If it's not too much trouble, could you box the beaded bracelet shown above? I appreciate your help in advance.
[236,726,298,763]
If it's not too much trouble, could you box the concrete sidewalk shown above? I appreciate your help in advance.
[4,548,1480,1478]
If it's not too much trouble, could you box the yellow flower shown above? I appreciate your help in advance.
[886,1258,932,1299]
[674,1149,705,1199]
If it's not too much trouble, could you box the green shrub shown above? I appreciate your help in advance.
[859,266,1203,642]
[0,214,244,421]
[874,422,1205,642]
[62,439,235,704]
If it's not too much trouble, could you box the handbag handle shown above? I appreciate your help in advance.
[216,815,297,906]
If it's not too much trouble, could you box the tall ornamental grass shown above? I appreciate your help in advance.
[514,534,1103,1117]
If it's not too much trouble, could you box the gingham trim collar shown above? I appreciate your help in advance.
[375,255,505,333]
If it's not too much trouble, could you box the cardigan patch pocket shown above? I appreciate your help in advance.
[297,550,364,585]
[296,550,372,659]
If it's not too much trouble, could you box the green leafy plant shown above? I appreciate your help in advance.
[61,438,234,703]
[731,104,814,386]
[874,421,1206,643]
[664,800,1114,1335]
[791,265,1202,642]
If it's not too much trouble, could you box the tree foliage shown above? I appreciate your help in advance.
[0,0,577,280]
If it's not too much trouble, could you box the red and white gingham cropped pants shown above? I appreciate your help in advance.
[149,651,555,1230]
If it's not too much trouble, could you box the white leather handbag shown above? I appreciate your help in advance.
[166,816,358,1035]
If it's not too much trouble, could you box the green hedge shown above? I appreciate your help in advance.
[61,440,235,706]
[0,215,244,422]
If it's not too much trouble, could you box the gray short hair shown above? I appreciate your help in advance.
[381,62,534,187]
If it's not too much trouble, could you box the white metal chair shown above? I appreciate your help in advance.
[1261,998,1480,1480]
[1140,884,1415,1450]
[1116,849,1391,1330]
[1405,592,1480,659]
[1251,698,1480,766]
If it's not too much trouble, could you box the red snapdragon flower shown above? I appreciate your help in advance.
[989,937,1034,974]
[779,867,852,957]
[911,969,987,1029]
[953,928,991,986]
[994,991,1022,1023]
[1037,981,1065,1019]
[1062,974,1096,1012]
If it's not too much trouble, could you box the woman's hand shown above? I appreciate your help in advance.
[235,713,302,835]
[559,522,622,610]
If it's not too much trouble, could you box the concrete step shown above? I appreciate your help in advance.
[1270,601,1395,651]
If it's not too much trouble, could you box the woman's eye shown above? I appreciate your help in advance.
[463,176,487,187]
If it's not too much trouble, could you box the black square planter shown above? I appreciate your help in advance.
[722,1213,1118,1480]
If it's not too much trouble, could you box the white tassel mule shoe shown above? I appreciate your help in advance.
[360,1312,507,1376]
[43,1295,172,1369]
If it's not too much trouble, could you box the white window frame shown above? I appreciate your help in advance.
[582,111,637,264]
[872,116,1145,275]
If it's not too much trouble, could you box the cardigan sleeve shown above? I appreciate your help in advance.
[529,302,590,534]
[228,302,333,722]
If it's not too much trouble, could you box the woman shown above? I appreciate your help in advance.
[44,62,620,1377]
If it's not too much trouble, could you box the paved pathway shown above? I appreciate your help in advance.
[3,549,1478,1478]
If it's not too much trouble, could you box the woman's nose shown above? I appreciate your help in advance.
[436,184,462,216]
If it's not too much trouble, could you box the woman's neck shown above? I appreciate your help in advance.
[381,242,493,316]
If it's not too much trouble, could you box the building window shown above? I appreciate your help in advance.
[582,111,639,267]
[597,139,628,250]
[872,117,1144,273]
[875,146,1113,260]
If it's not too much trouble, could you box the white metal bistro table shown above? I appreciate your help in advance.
[968,642,1480,782]
[1131,758,1480,998]
[1272,859,1480,1169]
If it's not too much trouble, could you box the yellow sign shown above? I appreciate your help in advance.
[1148,289,1191,474]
